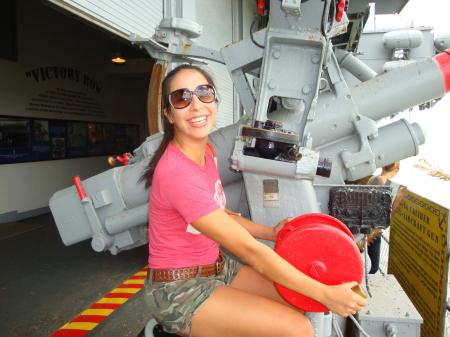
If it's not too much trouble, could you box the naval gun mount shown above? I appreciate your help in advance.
[48,1,450,336]
[48,0,450,258]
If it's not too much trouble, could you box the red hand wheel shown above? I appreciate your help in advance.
[274,213,363,312]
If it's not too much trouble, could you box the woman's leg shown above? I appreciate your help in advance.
[191,285,314,337]
[230,265,292,305]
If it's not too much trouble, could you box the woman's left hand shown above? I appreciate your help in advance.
[271,217,293,241]
[319,282,368,317]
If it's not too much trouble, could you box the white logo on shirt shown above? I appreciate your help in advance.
[186,224,201,234]
[214,180,226,209]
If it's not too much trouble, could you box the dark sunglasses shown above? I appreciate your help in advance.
[168,84,217,109]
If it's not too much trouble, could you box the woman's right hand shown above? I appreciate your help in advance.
[320,282,368,317]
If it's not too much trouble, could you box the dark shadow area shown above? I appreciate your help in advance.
[0,213,148,337]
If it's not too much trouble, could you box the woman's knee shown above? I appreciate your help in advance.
[278,313,314,337]
[300,316,314,337]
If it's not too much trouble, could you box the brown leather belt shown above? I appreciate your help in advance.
[149,252,225,283]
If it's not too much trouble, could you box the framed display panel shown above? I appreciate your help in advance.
[0,115,140,164]
[0,117,31,163]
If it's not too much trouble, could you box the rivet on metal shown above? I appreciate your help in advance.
[268,81,277,90]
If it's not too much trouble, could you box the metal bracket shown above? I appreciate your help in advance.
[340,114,377,180]
[130,17,223,64]
[295,148,320,179]
[281,0,301,16]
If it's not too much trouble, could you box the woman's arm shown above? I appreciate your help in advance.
[224,208,289,241]
[192,209,367,316]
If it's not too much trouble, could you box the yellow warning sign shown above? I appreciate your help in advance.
[389,188,449,337]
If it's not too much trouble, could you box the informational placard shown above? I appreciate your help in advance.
[389,188,449,337]
[0,118,31,162]
[67,121,87,157]
[31,119,51,160]
[0,115,140,164]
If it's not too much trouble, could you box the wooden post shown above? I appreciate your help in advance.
[147,60,168,135]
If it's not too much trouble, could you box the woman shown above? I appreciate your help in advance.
[143,64,367,337]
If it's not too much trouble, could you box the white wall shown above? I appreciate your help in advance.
[0,158,110,216]
[0,0,148,222]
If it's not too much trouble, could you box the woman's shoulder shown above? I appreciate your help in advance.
[154,145,183,176]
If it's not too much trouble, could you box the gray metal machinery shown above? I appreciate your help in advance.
[50,0,450,336]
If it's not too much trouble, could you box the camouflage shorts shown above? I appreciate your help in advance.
[143,254,242,335]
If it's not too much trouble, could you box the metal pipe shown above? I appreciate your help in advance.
[305,312,325,337]
[370,120,425,168]
[335,49,377,82]
[352,50,450,121]
[105,204,148,235]
[317,119,425,182]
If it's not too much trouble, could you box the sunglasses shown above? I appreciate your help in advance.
[168,84,217,109]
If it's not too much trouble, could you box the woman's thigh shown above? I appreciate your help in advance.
[191,285,313,337]
[230,265,292,305]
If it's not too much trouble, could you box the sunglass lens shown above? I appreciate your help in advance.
[169,85,216,109]
[170,89,192,109]
[196,85,216,103]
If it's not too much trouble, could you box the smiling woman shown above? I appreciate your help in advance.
[140,64,367,337]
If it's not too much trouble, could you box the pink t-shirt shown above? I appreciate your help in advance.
[148,143,226,269]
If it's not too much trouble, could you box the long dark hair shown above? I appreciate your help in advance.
[142,64,217,188]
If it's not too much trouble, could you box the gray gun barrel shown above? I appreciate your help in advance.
[105,204,148,235]
[317,119,425,182]
[353,49,450,121]
[310,49,450,148]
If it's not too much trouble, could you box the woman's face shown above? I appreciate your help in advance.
[165,68,217,144]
